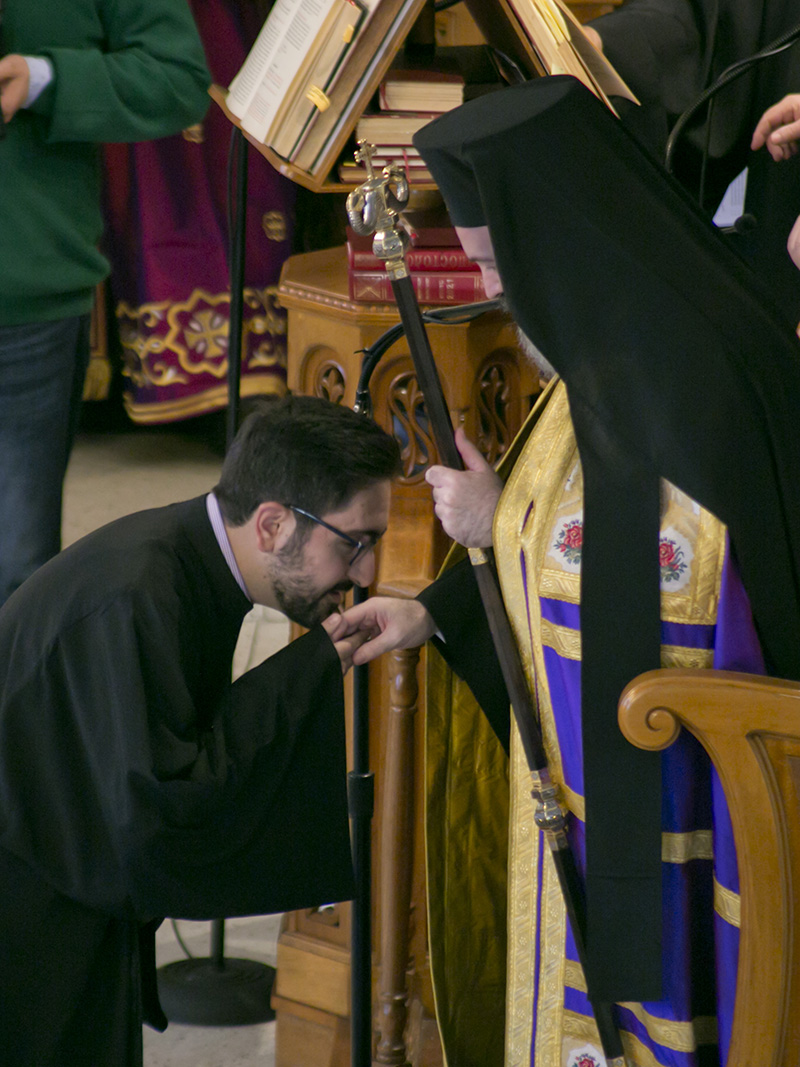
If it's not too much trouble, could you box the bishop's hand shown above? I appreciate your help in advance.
[425,427,502,548]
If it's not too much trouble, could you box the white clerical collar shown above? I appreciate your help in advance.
[206,492,251,601]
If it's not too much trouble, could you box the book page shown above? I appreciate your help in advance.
[295,0,424,171]
[227,0,337,138]
[228,0,305,112]
[270,0,367,157]
[552,0,638,104]
[506,0,565,77]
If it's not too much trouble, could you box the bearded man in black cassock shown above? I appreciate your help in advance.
[0,394,400,1067]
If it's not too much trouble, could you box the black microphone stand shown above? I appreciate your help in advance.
[666,20,800,211]
[348,586,374,1067]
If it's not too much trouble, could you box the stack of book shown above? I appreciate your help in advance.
[338,44,506,184]
[222,0,635,189]
[339,113,436,183]
[346,209,487,305]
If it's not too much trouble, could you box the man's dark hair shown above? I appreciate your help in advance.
[215,394,402,526]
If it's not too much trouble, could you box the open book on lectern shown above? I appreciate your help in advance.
[224,0,636,187]
[226,0,368,159]
[506,0,637,114]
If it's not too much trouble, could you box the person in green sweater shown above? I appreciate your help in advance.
[0,1,211,607]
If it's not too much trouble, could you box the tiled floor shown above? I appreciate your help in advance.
[64,406,288,1066]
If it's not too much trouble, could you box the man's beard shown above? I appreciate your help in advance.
[515,326,557,381]
[499,297,557,380]
[270,547,353,629]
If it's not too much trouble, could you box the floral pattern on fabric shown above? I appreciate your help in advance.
[566,1044,605,1067]
[554,519,584,565]
[659,526,694,593]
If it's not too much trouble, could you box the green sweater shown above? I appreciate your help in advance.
[0,0,211,325]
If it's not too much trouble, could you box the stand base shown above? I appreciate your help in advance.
[157,957,276,1026]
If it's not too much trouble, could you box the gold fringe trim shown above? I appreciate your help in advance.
[123,376,286,425]
[82,354,112,402]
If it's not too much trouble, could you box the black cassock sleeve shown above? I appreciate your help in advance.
[418,558,511,753]
[1,594,354,920]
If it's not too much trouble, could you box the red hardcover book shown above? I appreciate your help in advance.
[348,270,487,304]
[347,242,478,272]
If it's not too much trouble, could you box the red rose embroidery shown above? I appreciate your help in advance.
[564,523,583,548]
[554,520,583,564]
[659,537,687,583]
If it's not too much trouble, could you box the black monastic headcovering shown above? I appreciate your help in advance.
[415,76,800,1002]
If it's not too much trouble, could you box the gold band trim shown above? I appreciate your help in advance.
[541,617,581,660]
[714,877,741,927]
[660,645,715,669]
[537,630,717,669]
[561,984,717,1054]
[539,569,580,601]
[616,1003,718,1052]
[661,829,714,863]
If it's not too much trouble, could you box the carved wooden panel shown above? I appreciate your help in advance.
[276,246,538,1067]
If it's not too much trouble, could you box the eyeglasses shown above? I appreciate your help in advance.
[287,505,376,566]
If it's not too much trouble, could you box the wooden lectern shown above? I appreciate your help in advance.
[272,245,540,1066]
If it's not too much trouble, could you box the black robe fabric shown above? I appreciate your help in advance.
[0,496,354,1065]
[592,0,800,321]
[415,76,800,1001]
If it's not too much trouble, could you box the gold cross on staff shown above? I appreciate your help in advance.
[353,139,378,179]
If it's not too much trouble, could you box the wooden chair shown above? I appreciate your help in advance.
[618,668,800,1067]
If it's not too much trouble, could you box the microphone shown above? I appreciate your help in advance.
[665,20,800,208]
[717,212,758,235]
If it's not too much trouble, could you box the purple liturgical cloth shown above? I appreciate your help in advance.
[103,0,296,424]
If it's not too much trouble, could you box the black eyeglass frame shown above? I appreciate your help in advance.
[287,505,373,565]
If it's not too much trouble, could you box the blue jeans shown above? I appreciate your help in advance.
[0,315,91,607]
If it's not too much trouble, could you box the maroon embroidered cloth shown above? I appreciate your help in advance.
[103,0,296,423]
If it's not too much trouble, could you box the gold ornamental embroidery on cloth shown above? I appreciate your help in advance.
[492,379,729,1066]
[118,286,287,389]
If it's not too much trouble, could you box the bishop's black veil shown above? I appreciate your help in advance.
[415,75,800,1001]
